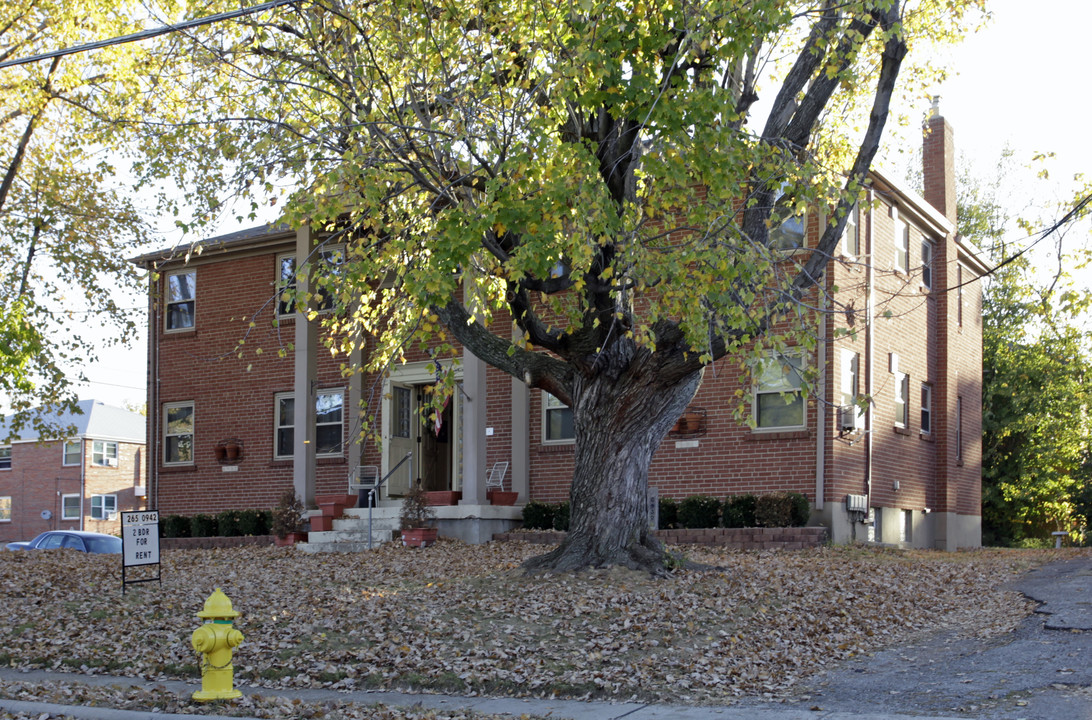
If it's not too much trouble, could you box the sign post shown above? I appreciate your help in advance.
[121,510,161,593]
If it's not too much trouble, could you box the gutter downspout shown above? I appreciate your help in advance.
[79,439,85,530]
[815,250,827,513]
[149,271,159,512]
[864,189,876,535]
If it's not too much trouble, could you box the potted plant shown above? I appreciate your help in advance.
[272,490,308,546]
[400,484,438,547]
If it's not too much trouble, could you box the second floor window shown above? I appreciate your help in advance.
[63,440,81,466]
[754,353,805,429]
[92,441,118,467]
[166,270,196,331]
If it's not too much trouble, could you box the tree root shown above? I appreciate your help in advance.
[521,533,673,576]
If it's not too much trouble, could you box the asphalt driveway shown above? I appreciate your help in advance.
[770,554,1092,719]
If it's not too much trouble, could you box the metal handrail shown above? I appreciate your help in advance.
[357,452,412,549]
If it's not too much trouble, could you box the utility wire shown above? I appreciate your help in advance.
[0,0,301,70]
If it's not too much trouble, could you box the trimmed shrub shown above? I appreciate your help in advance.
[723,494,757,528]
[755,493,796,528]
[162,514,191,538]
[521,501,555,530]
[190,514,218,537]
[552,502,571,532]
[787,492,811,527]
[658,497,679,530]
[217,510,242,537]
[679,495,721,529]
[237,509,270,536]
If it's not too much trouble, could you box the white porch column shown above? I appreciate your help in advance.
[460,348,488,505]
[510,375,529,502]
[293,225,318,506]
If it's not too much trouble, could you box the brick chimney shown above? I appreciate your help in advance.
[923,96,957,226]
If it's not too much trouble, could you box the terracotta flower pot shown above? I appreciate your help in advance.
[401,527,438,547]
[274,531,308,547]
[224,442,240,462]
[488,491,519,506]
[423,491,462,506]
[214,445,227,463]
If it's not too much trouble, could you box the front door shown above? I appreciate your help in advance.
[387,383,416,496]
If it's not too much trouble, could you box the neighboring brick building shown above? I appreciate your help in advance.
[133,108,986,549]
[0,400,146,542]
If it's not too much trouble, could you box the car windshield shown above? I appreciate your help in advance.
[84,536,122,554]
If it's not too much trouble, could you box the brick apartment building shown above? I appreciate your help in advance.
[0,400,146,542]
[133,108,986,549]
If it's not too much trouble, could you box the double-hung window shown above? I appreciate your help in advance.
[63,440,81,466]
[90,494,117,520]
[839,349,863,430]
[165,270,196,331]
[921,240,933,289]
[0,446,10,470]
[92,440,118,467]
[163,402,194,465]
[754,353,806,429]
[62,494,81,520]
[0,496,10,522]
[920,383,933,434]
[893,210,909,273]
[841,204,860,258]
[277,245,344,317]
[769,185,806,251]
[274,390,344,458]
[894,372,910,428]
[543,392,575,443]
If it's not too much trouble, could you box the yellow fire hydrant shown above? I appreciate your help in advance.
[191,588,244,702]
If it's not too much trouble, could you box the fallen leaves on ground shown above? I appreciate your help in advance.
[0,542,1073,706]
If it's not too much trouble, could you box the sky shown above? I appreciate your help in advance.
[70,0,1092,410]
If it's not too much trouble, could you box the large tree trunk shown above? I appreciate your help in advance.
[523,354,702,574]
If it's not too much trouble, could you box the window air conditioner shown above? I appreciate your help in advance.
[838,406,858,432]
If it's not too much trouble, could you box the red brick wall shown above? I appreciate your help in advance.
[0,438,145,542]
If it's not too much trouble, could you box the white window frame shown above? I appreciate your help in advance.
[839,349,864,430]
[956,396,964,462]
[841,204,860,258]
[542,392,575,445]
[92,440,119,467]
[0,496,10,522]
[894,372,910,428]
[163,401,195,466]
[920,383,933,434]
[63,440,81,466]
[315,389,345,457]
[0,445,10,471]
[61,494,81,520]
[274,392,295,459]
[753,352,806,431]
[892,209,909,273]
[90,494,117,521]
[920,239,933,289]
[165,269,196,332]
[276,252,297,318]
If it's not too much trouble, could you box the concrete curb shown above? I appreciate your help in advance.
[0,668,973,720]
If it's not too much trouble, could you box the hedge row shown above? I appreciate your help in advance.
[520,502,571,531]
[160,509,273,538]
[521,492,811,531]
[659,492,811,529]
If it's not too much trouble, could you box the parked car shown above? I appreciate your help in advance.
[5,530,122,554]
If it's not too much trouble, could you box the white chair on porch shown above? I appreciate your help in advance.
[485,461,508,494]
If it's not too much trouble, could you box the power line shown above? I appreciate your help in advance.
[0,0,301,70]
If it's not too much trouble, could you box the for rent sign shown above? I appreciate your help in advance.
[121,511,161,593]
